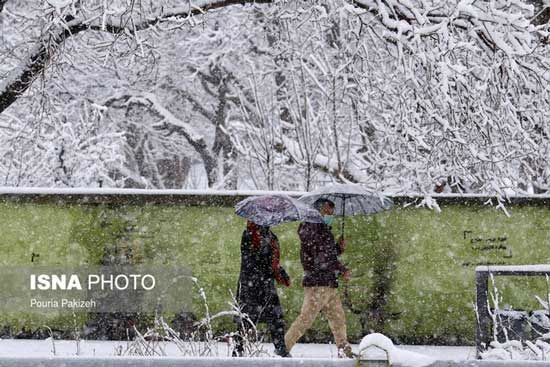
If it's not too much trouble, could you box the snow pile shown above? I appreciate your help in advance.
[531,309,550,334]
[414,196,441,213]
[480,339,550,361]
[358,333,435,367]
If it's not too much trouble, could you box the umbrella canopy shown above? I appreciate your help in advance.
[235,194,323,227]
[299,184,393,217]
[299,184,393,237]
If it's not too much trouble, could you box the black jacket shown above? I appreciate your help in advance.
[298,222,347,288]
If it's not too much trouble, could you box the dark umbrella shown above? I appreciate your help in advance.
[235,194,323,226]
[299,184,393,237]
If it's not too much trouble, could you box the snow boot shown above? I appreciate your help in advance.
[337,344,355,359]
[274,348,292,358]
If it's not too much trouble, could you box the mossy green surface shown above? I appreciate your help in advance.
[0,201,549,344]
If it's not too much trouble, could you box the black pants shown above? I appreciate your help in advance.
[233,312,286,356]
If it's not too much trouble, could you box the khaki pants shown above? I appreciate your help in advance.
[285,287,348,351]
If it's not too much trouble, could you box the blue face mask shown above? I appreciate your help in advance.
[323,215,334,226]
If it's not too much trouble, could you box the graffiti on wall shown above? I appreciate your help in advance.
[461,230,513,267]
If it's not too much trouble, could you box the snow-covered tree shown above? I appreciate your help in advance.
[0,0,549,193]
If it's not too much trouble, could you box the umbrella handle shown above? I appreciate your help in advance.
[340,197,346,239]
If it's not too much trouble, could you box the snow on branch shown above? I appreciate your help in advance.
[1,0,549,192]
[350,0,540,54]
[84,0,274,34]
[102,92,219,187]
[0,0,274,115]
[103,92,207,148]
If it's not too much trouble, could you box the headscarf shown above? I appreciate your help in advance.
[246,220,263,250]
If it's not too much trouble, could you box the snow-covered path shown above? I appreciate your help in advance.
[0,339,475,360]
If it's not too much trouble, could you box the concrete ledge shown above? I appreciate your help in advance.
[1,357,550,367]
[0,187,549,206]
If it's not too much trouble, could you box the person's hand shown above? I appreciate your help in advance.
[279,267,291,287]
[342,269,351,282]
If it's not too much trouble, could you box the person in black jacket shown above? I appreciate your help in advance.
[233,220,291,357]
[284,198,353,358]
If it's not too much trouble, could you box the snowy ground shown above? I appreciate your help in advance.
[0,339,476,360]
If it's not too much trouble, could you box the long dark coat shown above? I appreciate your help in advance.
[236,225,289,324]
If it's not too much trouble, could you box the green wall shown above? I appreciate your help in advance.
[1,200,549,344]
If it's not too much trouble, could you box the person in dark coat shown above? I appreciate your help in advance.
[233,220,291,357]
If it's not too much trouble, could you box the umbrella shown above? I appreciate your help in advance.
[235,194,323,227]
[299,184,393,237]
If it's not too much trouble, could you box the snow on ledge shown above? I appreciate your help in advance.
[395,192,550,200]
[358,333,435,367]
[476,264,550,273]
[0,187,307,197]
[1,187,550,200]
